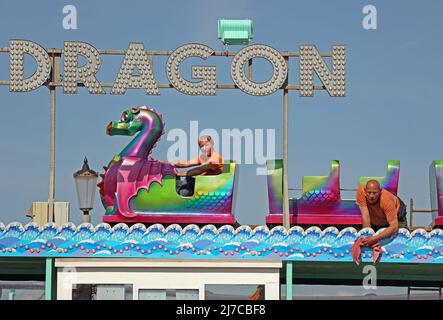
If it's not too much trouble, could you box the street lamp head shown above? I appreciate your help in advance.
[73,157,98,220]
[74,157,98,178]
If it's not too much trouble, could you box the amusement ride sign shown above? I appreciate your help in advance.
[3,40,345,97]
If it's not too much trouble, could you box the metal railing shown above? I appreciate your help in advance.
[288,188,357,191]
[408,198,438,231]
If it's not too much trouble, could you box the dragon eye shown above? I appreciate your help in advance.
[131,107,140,114]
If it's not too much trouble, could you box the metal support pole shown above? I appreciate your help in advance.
[149,55,154,71]
[48,54,60,223]
[45,258,53,300]
[48,86,56,222]
[286,262,293,300]
[82,210,91,223]
[248,59,252,81]
[283,57,290,229]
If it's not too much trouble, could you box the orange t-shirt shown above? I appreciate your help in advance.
[191,150,224,175]
[356,185,399,226]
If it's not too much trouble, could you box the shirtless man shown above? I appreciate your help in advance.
[356,179,408,246]
[161,135,224,176]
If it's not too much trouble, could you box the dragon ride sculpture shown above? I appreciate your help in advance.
[99,106,237,224]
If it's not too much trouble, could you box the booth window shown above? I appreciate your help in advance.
[205,284,265,300]
[0,281,45,300]
[72,284,133,300]
[138,289,199,300]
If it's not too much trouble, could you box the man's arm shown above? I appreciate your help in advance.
[362,219,398,246]
[159,157,200,168]
[171,160,197,168]
[356,186,371,227]
[363,199,400,246]
[359,206,371,228]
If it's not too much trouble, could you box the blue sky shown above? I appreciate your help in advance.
[0,0,441,226]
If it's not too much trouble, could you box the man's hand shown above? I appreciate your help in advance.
[361,236,379,246]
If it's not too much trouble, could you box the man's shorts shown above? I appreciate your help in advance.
[176,176,195,197]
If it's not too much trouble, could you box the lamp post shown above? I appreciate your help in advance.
[73,157,98,223]
[218,19,289,228]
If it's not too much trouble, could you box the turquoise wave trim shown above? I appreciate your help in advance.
[0,222,442,263]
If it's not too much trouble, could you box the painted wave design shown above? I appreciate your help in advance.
[0,222,442,263]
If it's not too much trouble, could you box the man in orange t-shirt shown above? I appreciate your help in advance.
[161,135,224,176]
[356,179,407,246]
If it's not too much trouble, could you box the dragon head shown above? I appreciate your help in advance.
[106,106,146,136]
[99,105,165,210]
[105,105,165,160]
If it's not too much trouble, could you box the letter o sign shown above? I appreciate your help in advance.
[231,44,288,96]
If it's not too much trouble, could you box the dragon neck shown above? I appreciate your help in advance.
[120,112,163,159]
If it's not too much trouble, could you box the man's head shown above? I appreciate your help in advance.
[198,135,213,155]
[364,179,382,204]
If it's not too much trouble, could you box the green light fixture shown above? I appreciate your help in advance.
[218,19,253,46]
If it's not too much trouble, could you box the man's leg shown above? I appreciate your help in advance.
[176,165,220,196]
[397,197,408,229]
[176,176,195,197]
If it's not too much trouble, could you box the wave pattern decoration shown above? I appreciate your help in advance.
[0,222,442,263]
